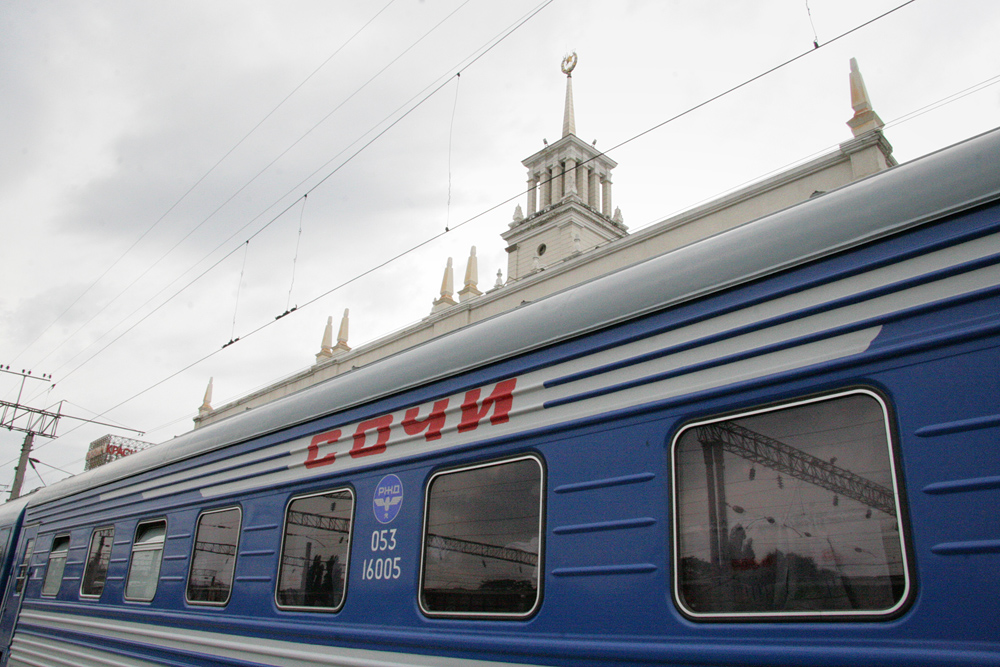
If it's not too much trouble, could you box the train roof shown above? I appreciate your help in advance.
[13,125,1000,510]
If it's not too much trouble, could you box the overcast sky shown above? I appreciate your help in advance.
[1,0,997,495]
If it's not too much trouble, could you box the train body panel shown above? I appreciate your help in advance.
[1,129,998,666]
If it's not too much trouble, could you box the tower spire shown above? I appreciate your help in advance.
[503,53,626,282]
[199,377,214,416]
[561,52,577,138]
[847,58,884,137]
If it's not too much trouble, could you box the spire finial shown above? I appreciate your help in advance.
[336,308,350,351]
[561,52,577,138]
[315,316,336,363]
[431,257,458,313]
[459,246,483,302]
[847,58,884,137]
[199,377,214,416]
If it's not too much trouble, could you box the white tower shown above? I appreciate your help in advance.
[501,53,627,281]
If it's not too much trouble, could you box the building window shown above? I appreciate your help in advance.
[41,535,70,597]
[125,520,166,602]
[81,526,114,598]
[276,488,354,611]
[14,538,33,595]
[420,455,543,617]
[672,390,910,619]
[187,507,241,605]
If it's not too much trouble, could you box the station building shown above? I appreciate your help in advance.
[193,56,894,429]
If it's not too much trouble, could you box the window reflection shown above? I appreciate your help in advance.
[42,535,70,597]
[276,489,354,611]
[81,526,114,597]
[421,456,543,616]
[674,392,907,617]
[126,520,166,602]
[187,508,241,605]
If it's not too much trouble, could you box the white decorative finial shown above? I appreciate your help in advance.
[441,258,454,297]
[336,308,350,351]
[847,58,884,137]
[199,377,214,416]
[495,268,504,289]
[315,316,336,363]
[561,52,577,138]
[431,257,458,313]
[513,204,523,222]
[459,247,483,302]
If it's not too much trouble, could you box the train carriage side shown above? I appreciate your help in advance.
[0,497,30,664]
[1,127,999,666]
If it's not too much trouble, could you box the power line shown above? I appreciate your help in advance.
[22,1,552,398]
[25,0,557,398]
[7,0,931,466]
[8,0,400,373]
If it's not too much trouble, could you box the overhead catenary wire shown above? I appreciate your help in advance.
[446,73,462,232]
[7,0,400,373]
[805,0,821,48]
[286,194,307,315]
[18,0,544,394]
[9,1,559,448]
[9,0,943,467]
[18,59,994,478]
[229,241,251,346]
[46,0,558,384]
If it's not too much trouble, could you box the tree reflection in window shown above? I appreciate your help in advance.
[187,507,241,605]
[276,489,354,611]
[421,456,543,617]
[673,391,909,618]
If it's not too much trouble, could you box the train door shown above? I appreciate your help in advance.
[0,524,38,665]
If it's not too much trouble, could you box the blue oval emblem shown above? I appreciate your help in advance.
[373,474,403,524]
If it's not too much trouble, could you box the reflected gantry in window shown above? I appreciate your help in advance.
[41,535,70,597]
[81,526,114,598]
[276,488,355,611]
[187,508,241,605]
[672,390,910,619]
[420,455,543,617]
[125,520,166,602]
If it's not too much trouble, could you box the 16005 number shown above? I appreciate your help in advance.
[362,557,401,580]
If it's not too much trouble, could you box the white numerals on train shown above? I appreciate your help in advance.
[362,529,401,581]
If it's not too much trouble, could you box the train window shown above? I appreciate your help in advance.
[41,534,71,597]
[14,538,33,595]
[125,520,166,602]
[672,390,909,619]
[187,507,241,605]
[81,526,114,598]
[276,488,355,611]
[0,527,10,567]
[420,455,543,618]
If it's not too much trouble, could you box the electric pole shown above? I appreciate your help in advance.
[1,366,144,500]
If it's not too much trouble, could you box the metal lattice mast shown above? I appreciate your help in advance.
[697,422,896,517]
[426,534,538,566]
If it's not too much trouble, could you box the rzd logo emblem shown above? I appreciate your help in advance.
[373,474,403,524]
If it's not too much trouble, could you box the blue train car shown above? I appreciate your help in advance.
[0,126,998,666]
